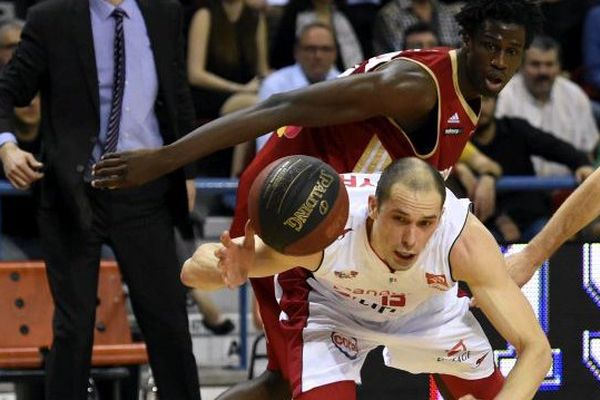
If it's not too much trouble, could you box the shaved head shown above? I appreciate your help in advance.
[375,158,446,207]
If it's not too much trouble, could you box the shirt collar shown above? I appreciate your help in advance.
[90,0,135,20]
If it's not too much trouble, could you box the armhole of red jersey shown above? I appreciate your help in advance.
[447,204,472,283]
[383,57,442,159]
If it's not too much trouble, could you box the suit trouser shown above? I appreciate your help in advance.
[38,178,201,400]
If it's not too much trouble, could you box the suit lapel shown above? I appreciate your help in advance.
[71,0,100,119]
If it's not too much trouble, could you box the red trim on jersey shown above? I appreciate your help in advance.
[277,268,313,398]
[432,368,505,400]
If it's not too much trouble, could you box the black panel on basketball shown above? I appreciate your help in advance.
[248,155,349,255]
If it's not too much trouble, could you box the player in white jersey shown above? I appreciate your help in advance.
[182,158,551,400]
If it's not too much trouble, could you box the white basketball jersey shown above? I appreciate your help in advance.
[308,173,471,323]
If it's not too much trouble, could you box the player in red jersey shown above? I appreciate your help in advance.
[92,1,543,398]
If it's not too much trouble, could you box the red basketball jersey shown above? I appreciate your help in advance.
[267,48,480,181]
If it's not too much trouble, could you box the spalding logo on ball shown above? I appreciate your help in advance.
[248,155,349,255]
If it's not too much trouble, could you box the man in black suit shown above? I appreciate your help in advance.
[0,0,201,399]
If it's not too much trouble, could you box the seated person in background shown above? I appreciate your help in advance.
[270,0,363,71]
[373,0,461,54]
[0,19,24,70]
[182,157,551,400]
[403,21,439,50]
[0,94,42,259]
[496,35,599,177]
[448,141,502,224]
[583,4,600,126]
[468,96,594,243]
[255,22,340,152]
[187,0,269,176]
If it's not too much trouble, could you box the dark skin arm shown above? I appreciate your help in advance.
[92,59,437,188]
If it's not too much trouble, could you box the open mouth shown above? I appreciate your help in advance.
[394,250,416,262]
[485,75,504,92]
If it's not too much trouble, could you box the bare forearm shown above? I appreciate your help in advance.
[496,343,551,400]
[162,97,286,173]
[165,78,378,171]
[525,168,600,265]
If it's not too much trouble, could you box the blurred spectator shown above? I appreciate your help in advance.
[496,35,599,177]
[0,18,23,69]
[255,22,340,151]
[583,4,600,126]
[0,19,41,260]
[471,96,593,243]
[343,0,388,57]
[372,0,461,54]
[187,0,269,119]
[540,0,589,73]
[0,94,42,259]
[270,0,363,71]
[187,0,269,177]
[403,21,439,49]
[8,0,36,19]
[449,141,501,223]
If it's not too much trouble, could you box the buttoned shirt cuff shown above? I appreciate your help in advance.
[0,133,17,148]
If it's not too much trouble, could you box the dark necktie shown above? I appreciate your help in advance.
[104,8,126,155]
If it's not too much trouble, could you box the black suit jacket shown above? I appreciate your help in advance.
[0,0,196,226]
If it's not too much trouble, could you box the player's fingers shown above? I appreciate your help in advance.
[215,247,226,260]
[243,220,255,249]
[220,231,233,247]
[219,268,231,288]
[91,175,123,189]
[91,164,128,178]
[92,155,123,171]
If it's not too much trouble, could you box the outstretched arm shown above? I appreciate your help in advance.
[92,59,436,188]
[181,222,322,290]
[452,214,551,400]
[506,167,600,287]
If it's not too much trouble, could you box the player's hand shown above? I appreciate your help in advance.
[505,250,538,288]
[91,148,167,189]
[0,142,44,190]
[215,221,255,288]
[575,165,594,183]
[473,175,496,223]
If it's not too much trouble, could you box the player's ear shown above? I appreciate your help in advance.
[368,195,378,219]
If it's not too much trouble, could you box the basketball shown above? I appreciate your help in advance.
[248,155,349,255]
